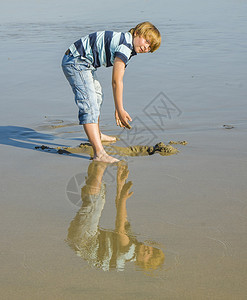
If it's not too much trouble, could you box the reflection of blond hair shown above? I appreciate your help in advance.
[136,248,165,270]
[129,21,161,53]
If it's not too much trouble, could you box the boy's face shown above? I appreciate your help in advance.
[133,34,151,53]
[137,244,154,263]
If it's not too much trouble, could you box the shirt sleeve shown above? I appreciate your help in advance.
[114,44,133,66]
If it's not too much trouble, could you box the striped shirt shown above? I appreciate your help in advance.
[68,31,137,68]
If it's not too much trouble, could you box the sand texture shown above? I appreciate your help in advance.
[35,141,185,157]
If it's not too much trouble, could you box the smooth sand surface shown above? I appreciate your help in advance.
[1,0,247,299]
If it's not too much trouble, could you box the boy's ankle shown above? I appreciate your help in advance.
[94,149,107,160]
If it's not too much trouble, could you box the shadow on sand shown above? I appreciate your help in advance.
[0,126,89,159]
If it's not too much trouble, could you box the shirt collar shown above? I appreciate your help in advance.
[130,48,137,58]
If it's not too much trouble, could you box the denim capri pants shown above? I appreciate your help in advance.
[62,53,103,124]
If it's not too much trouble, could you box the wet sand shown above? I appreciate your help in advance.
[1,126,247,300]
[1,0,247,299]
[35,140,185,157]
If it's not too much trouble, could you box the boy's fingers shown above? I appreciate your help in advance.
[117,119,123,127]
[125,113,132,122]
[124,123,132,129]
[117,115,131,129]
[122,119,132,129]
[116,119,122,127]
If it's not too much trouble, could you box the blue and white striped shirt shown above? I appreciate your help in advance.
[68,31,137,68]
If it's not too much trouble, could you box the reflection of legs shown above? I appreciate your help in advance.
[83,123,119,163]
[67,161,108,250]
[84,161,108,194]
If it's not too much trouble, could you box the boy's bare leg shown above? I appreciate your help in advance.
[97,117,117,142]
[83,123,119,163]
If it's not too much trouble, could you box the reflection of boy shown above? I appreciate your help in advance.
[62,22,161,163]
[66,161,164,271]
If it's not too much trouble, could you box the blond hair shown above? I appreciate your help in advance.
[135,247,165,270]
[129,21,161,53]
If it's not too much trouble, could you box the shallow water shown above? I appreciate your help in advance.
[1,0,247,299]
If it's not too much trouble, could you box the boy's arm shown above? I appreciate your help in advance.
[112,57,132,128]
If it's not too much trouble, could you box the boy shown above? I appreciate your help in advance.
[62,21,161,163]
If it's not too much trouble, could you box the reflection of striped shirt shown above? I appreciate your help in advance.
[69,31,137,68]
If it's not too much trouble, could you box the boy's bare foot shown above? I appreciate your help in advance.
[100,133,117,143]
[93,152,119,163]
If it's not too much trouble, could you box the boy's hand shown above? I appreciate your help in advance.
[115,109,132,129]
[120,181,133,201]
